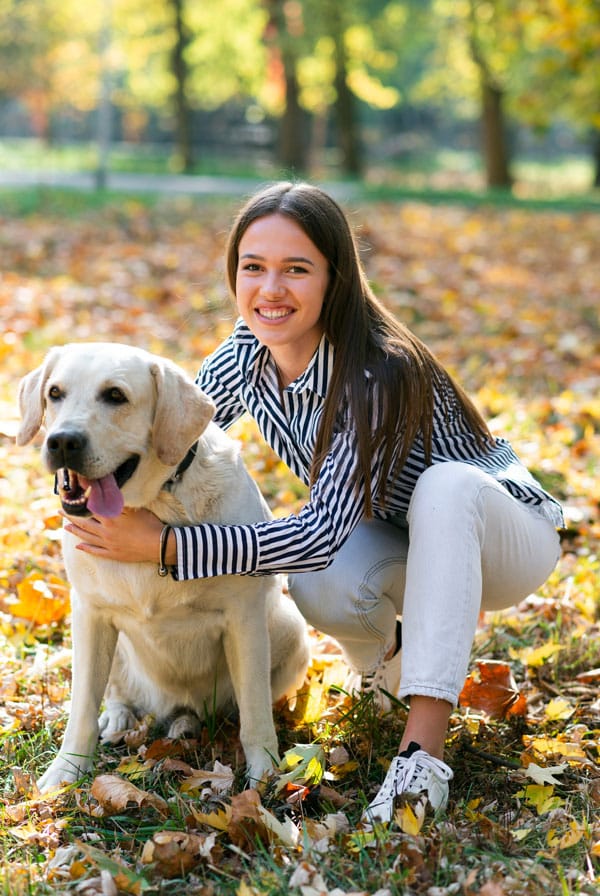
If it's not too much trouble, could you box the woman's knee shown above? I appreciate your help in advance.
[408,461,486,525]
[288,569,339,630]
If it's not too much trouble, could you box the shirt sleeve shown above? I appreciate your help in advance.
[171,428,367,580]
[195,339,247,431]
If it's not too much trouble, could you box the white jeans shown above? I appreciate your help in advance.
[289,462,561,706]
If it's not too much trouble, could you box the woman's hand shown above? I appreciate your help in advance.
[61,507,174,565]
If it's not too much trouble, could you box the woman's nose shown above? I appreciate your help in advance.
[260,272,285,298]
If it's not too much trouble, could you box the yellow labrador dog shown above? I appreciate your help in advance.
[17,343,310,792]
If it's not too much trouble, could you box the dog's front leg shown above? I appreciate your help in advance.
[223,603,279,785]
[37,596,118,792]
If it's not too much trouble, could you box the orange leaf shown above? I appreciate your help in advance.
[11,572,70,625]
[459,660,526,719]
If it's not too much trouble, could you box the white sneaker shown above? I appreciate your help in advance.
[344,647,402,712]
[362,742,453,824]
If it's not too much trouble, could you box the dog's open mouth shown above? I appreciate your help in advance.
[56,456,140,518]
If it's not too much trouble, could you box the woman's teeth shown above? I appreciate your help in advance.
[259,308,290,319]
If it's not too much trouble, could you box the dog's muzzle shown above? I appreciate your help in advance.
[48,428,140,517]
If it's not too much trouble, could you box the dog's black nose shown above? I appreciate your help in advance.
[46,429,88,470]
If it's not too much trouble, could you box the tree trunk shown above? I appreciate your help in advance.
[592,128,600,188]
[481,78,512,189]
[333,35,362,177]
[169,0,194,173]
[467,0,512,189]
[278,50,309,173]
[265,0,309,173]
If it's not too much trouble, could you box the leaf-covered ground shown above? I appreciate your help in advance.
[0,193,599,895]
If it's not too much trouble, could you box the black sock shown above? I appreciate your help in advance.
[399,741,421,758]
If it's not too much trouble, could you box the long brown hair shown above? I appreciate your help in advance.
[226,182,492,516]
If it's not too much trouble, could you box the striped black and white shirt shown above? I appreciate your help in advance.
[172,319,564,580]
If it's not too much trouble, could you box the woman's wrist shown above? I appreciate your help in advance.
[157,525,178,575]
[165,528,177,565]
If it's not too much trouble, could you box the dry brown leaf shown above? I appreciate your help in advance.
[140,830,218,878]
[88,774,169,817]
[228,789,269,850]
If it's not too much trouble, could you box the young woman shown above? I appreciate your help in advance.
[64,182,563,823]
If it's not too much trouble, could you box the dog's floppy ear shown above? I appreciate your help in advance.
[16,347,62,446]
[151,359,215,466]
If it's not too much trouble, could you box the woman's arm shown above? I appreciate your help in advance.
[61,429,366,580]
[61,508,175,565]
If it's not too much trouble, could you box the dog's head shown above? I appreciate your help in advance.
[17,343,215,516]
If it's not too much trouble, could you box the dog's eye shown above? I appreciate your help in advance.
[102,387,128,405]
[48,385,63,401]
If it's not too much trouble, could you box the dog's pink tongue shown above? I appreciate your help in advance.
[87,474,124,518]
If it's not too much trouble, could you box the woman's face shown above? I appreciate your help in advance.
[235,213,329,385]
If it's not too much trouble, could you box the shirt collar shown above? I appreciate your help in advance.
[232,318,333,398]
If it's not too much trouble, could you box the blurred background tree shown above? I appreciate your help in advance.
[0,0,597,194]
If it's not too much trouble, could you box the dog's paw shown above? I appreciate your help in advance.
[244,747,279,786]
[167,711,202,740]
[98,703,138,743]
[37,755,91,793]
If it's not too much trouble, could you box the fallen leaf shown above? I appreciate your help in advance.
[179,760,235,795]
[523,762,569,786]
[394,799,426,835]
[275,743,326,793]
[140,830,218,877]
[514,642,563,668]
[77,842,151,894]
[547,819,585,850]
[516,783,564,815]
[544,698,575,721]
[10,572,70,625]
[459,660,526,719]
[88,774,169,817]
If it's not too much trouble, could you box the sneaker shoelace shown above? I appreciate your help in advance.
[393,749,452,795]
[366,748,453,820]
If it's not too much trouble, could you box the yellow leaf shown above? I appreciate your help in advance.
[547,820,585,850]
[329,759,359,779]
[523,736,587,763]
[515,642,562,667]
[188,805,232,832]
[394,799,426,835]
[116,757,155,777]
[512,828,532,841]
[237,882,261,896]
[544,698,574,721]
[517,783,564,815]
